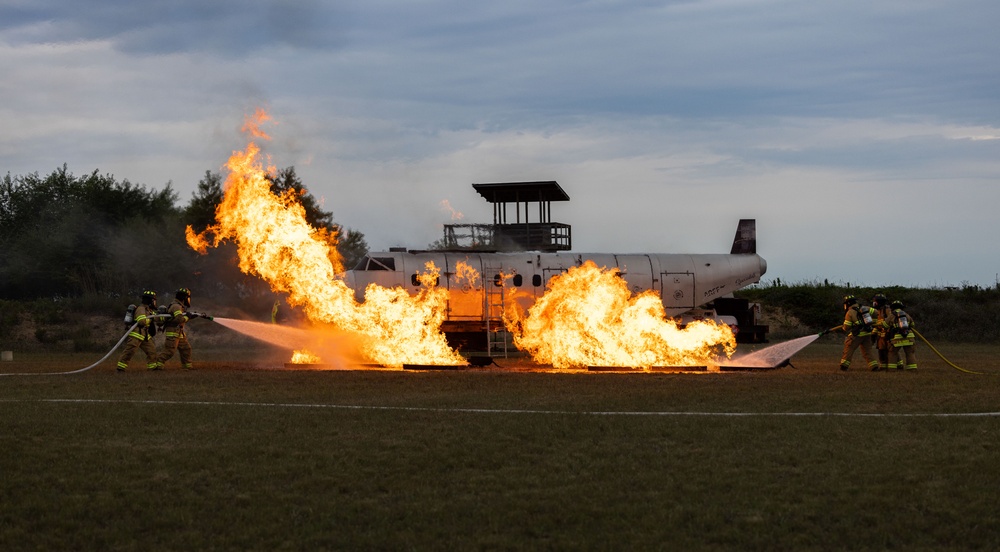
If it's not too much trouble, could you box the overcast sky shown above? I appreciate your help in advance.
[3,0,999,288]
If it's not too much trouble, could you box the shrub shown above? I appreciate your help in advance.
[737,282,1000,344]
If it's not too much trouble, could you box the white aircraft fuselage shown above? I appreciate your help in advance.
[343,220,767,324]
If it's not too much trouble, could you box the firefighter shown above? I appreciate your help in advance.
[117,290,162,371]
[870,293,892,371]
[157,287,200,370]
[839,295,878,371]
[886,300,918,370]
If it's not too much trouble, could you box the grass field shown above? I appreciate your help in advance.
[2,336,1000,550]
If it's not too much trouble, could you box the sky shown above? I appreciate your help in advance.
[2,0,999,288]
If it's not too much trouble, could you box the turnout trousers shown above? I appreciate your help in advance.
[158,329,193,369]
[841,334,878,371]
[117,336,159,371]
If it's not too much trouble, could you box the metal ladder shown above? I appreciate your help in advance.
[484,267,508,357]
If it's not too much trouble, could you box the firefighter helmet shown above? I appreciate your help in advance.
[141,290,157,306]
[843,295,857,309]
[871,294,887,309]
[175,287,192,308]
[891,300,905,310]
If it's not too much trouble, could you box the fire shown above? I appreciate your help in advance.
[290,349,321,364]
[188,109,734,372]
[184,226,210,255]
[186,109,464,369]
[505,261,736,370]
[440,199,464,221]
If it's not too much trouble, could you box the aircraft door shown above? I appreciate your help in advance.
[444,254,484,320]
[615,255,654,295]
[661,272,695,311]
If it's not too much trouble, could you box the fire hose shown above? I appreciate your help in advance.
[913,329,989,376]
[0,313,211,377]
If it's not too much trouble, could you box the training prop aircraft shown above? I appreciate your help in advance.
[344,219,768,347]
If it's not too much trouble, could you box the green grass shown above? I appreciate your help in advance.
[2,339,1000,550]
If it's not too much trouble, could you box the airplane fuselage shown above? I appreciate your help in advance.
[344,249,767,320]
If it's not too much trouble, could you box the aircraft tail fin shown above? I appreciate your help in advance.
[730,219,756,255]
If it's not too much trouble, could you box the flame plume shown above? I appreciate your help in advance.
[186,110,463,368]
[506,261,736,370]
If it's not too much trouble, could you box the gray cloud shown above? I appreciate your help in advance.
[2,0,1000,286]
[1,0,352,54]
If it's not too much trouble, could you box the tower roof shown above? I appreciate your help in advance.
[471,181,570,204]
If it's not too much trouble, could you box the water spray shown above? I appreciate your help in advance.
[717,333,820,369]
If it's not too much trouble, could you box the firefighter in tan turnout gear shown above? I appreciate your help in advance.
[839,295,879,371]
[870,293,893,371]
[157,287,211,370]
[117,290,162,371]
[886,300,918,370]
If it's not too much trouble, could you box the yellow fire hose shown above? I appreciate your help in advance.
[913,329,990,375]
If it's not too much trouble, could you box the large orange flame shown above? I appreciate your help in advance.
[186,110,464,368]
[505,261,736,370]
[190,110,736,371]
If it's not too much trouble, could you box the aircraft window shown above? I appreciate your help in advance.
[354,256,395,271]
[532,274,542,287]
[493,274,502,287]
[368,257,395,271]
[513,274,523,287]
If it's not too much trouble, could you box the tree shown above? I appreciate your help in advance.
[266,167,334,230]
[336,226,369,270]
[184,170,224,233]
[0,165,182,298]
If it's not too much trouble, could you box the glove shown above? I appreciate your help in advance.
[149,323,157,337]
[186,311,214,321]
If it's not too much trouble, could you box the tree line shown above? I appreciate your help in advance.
[0,165,368,303]
[737,280,1000,343]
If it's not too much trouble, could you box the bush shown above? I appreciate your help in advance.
[737,282,1000,344]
